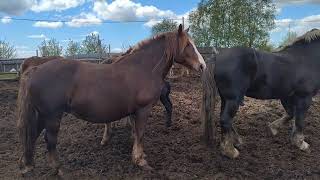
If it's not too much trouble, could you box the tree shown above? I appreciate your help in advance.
[151,19,178,36]
[189,0,276,48]
[65,40,81,56]
[279,31,298,48]
[81,33,107,55]
[38,38,63,57]
[0,40,16,59]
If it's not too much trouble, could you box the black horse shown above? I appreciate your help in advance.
[207,29,320,158]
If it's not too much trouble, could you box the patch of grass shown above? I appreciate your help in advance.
[0,73,18,80]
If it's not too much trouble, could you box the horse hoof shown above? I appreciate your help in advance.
[57,167,69,177]
[268,123,278,136]
[299,141,310,152]
[136,158,153,171]
[221,146,240,159]
[100,140,107,146]
[234,136,243,148]
[20,166,34,177]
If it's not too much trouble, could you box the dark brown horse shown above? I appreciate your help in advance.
[17,25,206,175]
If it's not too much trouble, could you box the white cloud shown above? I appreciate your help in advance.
[273,14,320,35]
[66,13,102,27]
[31,0,85,12]
[93,0,176,22]
[144,9,192,28]
[275,0,320,15]
[33,21,63,28]
[1,16,12,24]
[17,50,36,58]
[16,45,35,58]
[28,34,47,39]
[144,19,161,27]
[275,0,320,5]
[0,0,33,15]
[111,48,122,53]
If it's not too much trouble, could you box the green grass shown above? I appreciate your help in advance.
[0,73,18,80]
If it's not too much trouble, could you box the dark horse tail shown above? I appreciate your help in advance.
[201,47,218,145]
[17,67,40,169]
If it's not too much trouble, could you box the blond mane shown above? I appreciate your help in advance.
[275,28,320,52]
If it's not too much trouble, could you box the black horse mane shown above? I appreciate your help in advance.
[275,28,320,52]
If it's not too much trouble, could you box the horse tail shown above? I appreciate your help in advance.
[201,47,218,146]
[17,67,39,168]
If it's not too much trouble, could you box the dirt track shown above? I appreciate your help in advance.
[1,75,320,179]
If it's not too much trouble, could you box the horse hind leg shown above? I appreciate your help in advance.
[160,85,173,127]
[291,96,312,152]
[269,98,294,136]
[18,116,44,176]
[220,98,240,159]
[17,92,44,176]
[101,123,112,146]
[43,115,64,175]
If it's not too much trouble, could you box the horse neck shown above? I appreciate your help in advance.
[117,37,175,80]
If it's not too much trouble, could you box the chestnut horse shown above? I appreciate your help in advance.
[20,56,64,74]
[20,54,173,148]
[17,25,206,175]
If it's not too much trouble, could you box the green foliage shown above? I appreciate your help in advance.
[65,40,81,56]
[278,31,298,48]
[81,33,107,55]
[258,42,275,52]
[189,0,276,48]
[39,38,62,57]
[0,40,16,59]
[151,19,178,36]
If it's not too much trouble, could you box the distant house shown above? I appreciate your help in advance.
[0,58,24,73]
[0,53,122,73]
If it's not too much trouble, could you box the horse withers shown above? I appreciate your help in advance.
[205,29,320,158]
[17,24,206,175]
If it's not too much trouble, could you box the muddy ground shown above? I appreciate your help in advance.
[1,75,320,180]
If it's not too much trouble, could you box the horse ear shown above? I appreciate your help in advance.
[178,24,183,35]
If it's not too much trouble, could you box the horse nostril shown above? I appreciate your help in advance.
[200,64,204,71]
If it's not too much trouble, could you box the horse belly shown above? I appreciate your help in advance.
[70,88,134,123]
[70,99,132,123]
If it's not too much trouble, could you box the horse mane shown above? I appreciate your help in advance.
[114,31,179,63]
[275,28,320,52]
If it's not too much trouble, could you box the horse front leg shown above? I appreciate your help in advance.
[291,96,312,152]
[220,98,240,159]
[132,105,152,170]
[101,123,112,146]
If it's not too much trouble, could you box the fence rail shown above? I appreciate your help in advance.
[0,47,215,80]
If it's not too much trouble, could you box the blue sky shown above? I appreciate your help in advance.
[0,0,319,57]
